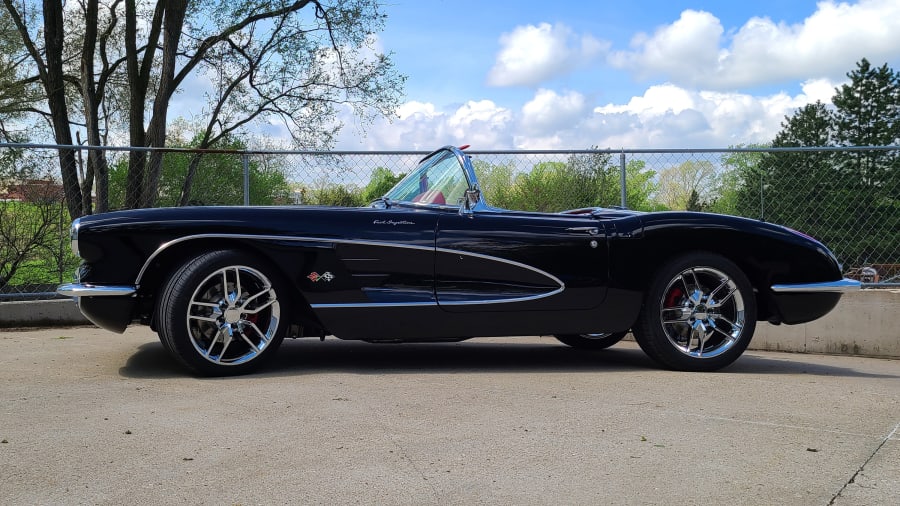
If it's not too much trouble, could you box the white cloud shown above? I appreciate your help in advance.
[591,83,830,147]
[446,100,515,147]
[396,101,441,121]
[609,10,723,85]
[521,89,589,134]
[798,78,839,104]
[610,0,900,89]
[595,83,696,116]
[337,82,829,151]
[487,23,608,87]
[337,100,514,150]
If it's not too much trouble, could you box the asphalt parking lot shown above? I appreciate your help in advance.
[0,326,897,505]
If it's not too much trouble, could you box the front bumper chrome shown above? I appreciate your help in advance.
[770,278,861,293]
[57,283,136,298]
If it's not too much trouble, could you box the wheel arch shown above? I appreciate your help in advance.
[612,217,838,325]
[136,237,324,334]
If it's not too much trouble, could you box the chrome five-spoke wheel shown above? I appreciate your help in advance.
[157,250,287,376]
[659,266,744,359]
[633,252,756,371]
[187,265,280,366]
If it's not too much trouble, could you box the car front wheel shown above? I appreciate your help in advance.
[632,252,756,372]
[157,250,286,376]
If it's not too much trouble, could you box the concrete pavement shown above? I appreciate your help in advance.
[0,326,897,505]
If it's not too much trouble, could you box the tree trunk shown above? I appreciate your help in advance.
[142,0,188,208]
[80,0,110,213]
[178,153,205,206]
[124,0,146,209]
[43,0,83,220]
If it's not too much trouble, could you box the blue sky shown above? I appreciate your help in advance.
[325,0,900,150]
[382,0,819,104]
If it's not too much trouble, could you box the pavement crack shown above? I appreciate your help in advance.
[828,420,900,505]
[387,433,441,501]
[659,409,875,439]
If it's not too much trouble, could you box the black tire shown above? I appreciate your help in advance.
[157,250,287,376]
[632,252,756,372]
[554,332,628,350]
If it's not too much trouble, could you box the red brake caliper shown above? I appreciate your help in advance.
[665,287,684,309]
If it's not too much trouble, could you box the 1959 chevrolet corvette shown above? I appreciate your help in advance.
[59,145,859,375]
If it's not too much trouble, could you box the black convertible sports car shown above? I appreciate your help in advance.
[59,145,858,375]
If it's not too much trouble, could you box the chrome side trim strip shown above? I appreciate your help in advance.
[134,234,436,286]
[312,301,438,309]
[57,283,136,297]
[311,287,565,309]
[436,287,565,306]
[770,278,861,293]
[434,246,565,291]
[134,234,566,298]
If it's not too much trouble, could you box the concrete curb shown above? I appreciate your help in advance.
[1,291,897,359]
[0,299,88,328]
[750,289,899,359]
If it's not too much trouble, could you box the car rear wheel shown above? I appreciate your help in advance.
[632,252,756,372]
[554,332,628,350]
[157,250,286,376]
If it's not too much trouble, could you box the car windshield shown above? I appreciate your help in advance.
[384,149,470,206]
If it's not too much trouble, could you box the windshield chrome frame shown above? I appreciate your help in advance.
[382,145,490,212]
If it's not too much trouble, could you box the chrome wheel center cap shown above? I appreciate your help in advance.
[693,304,709,321]
[223,307,243,324]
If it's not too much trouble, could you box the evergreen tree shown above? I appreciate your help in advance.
[830,59,900,265]
[833,58,900,148]
[743,59,900,266]
[759,102,836,233]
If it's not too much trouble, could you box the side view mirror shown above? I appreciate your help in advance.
[459,188,481,216]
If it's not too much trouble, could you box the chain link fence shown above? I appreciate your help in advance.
[2,144,897,301]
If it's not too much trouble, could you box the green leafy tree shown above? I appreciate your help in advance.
[0,183,74,291]
[657,160,718,210]
[0,10,39,142]
[2,0,405,216]
[0,148,76,291]
[361,167,405,203]
[622,159,660,211]
[755,102,836,232]
[473,159,517,209]
[685,189,704,211]
[3,0,83,219]
[509,161,568,212]
[474,153,657,212]
[108,133,291,208]
[563,151,621,208]
[717,145,767,217]
[305,183,366,206]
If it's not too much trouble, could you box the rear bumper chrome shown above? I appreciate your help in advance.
[770,278,861,293]
[57,283,136,298]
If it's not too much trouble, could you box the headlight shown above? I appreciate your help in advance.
[70,217,81,257]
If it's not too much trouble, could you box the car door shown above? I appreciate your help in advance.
[435,210,609,314]
[298,207,442,340]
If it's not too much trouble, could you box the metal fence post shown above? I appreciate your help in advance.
[242,153,250,206]
[619,151,627,208]
[58,199,65,284]
[759,171,765,221]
